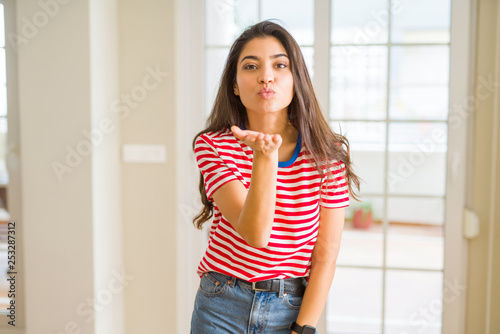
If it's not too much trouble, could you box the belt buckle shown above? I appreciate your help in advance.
[252,281,269,292]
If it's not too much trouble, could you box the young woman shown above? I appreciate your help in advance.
[190,20,360,334]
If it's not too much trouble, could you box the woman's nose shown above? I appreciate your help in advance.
[258,66,274,84]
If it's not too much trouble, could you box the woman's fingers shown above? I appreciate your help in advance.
[273,134,282,145]
[231,125,246,140]
[231,125,282,153]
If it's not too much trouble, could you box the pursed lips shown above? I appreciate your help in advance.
[259,88,275,99]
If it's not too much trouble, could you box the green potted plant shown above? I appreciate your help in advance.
[352,201,373,229]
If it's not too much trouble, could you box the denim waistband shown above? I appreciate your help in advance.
[205,271,308,296]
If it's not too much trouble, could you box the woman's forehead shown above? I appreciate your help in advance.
[238,37,287,61]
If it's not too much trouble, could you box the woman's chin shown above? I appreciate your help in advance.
[243,102,288,114]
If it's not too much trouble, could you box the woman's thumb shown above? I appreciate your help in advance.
[231,125,242,139]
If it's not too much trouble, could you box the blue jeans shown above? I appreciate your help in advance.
[190,271,318,334]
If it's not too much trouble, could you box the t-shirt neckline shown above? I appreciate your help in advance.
[238,121,302,168]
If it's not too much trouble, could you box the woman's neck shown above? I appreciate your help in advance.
[244,110,297,144]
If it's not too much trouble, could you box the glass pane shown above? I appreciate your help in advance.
[385,270,443,334]
[388,196,444,225]
[387,197,444,270]
[331,121,385,194]
[261,0,314,46]
[301,46,314,82]
[340,196,384,267]
[326,267,383,333]
[0,48,5,85]
[389,45,450,120]
[331,46,387,120]
[387,122,447,196]
[205,0,258,46]
[205,48,230,117]
[0,85,6,116]
[0,4,5,47]
[391,0,451,44]
[331,0,388,45]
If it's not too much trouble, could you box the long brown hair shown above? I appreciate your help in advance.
[192,19,360,229]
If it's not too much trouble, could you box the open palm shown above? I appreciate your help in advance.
[231,125,282,155]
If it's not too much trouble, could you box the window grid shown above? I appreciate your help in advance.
[204,0,315,118]
[327,0,449,333]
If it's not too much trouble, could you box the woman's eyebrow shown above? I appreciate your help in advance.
[240,54,288,64]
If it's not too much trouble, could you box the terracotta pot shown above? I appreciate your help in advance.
[352,208,373,229]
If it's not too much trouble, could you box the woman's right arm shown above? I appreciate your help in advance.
[211,126,281,248]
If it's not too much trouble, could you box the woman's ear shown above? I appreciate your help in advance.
[233,83,239,96]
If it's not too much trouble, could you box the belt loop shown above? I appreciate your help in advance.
[278,279,284,298]
[229,275,236,287]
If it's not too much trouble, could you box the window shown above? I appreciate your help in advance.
[327,1,451,333]
[200,0,470,332]
[204,0,315,117]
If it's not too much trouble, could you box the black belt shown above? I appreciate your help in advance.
[237,277,307,296]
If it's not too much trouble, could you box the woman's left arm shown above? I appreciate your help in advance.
[292,206,345,333]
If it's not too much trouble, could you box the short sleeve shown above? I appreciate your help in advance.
[194,135,239,202]
[319,161,350,209]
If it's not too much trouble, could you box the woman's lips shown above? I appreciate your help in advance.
[258,88,275,99]
[259,92,275,99]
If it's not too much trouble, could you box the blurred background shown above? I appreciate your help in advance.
[0,0,498,333]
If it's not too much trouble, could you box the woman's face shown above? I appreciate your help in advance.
[233,36,294,115]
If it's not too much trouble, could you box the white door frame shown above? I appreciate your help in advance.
[442,0,477,333]
[175,0,207,333]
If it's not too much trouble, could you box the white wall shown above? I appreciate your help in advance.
[118,0,178,333]
[16,0,179,332]
[17,0,124,332]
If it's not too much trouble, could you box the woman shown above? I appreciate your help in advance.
[191,20,360,334]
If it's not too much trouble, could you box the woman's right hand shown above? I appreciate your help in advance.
[231,125,282,156]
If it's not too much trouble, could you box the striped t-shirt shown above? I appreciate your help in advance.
[193,126,349,282]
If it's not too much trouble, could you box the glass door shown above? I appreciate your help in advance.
[326,0,460,333]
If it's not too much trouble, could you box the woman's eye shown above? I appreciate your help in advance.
[243,63,287,70]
